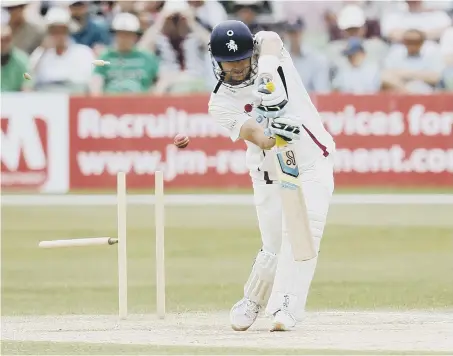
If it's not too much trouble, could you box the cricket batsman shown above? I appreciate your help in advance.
[208,20,336,331]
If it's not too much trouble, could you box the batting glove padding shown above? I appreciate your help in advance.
[254,81,288,119]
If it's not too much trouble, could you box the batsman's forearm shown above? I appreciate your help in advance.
[259,135,276,150]
[239,119,276,149]
[256,31,283,80]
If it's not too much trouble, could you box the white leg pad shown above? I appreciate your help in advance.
[244,250,278,306]
[252,180,283,254]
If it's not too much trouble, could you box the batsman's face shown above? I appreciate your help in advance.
[221,58,251,84]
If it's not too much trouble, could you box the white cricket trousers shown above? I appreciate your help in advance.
[251,154,335,320]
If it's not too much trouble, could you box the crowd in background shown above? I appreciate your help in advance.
[1,0,453,95]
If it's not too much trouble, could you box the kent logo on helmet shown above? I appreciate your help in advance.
[209,20,258,87]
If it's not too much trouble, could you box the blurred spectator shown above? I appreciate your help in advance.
[329,1,381,41]
[381,29,444,93]
[332,38,381,94]
[188,0,228,31]
[3,0,45,54]
[440,27,453,90]
[284,18,331,93]
[138,0,210,94]
[232,0,266,34]
[135,1,165,31]
[68,1,110,53]
[281,1,342,43]
[423,0,453,12]
[90,13,159,95]
[381,0,451,42]
[106,1,141,27]
[29,6,94,94]
[326,5,388,66]
[1,9,29,92]
[111,1,138,15]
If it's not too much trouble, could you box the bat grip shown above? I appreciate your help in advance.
[275,135,288,148]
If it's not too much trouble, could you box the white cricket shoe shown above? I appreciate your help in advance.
[230,298,260,331]
[270,309,296,332]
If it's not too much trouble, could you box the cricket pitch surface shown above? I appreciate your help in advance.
[2,311,453,352]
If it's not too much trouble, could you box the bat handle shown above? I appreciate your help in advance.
[275,135,288,148]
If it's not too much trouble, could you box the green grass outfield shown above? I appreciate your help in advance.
[2,205,452,315]
[2,204,452,354]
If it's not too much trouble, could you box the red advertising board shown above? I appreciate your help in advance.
[69,95,250,189]
[317,94,453,186]
[69,93,453,189]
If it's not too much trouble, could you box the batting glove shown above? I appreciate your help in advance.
[265,116,301,142]
[254,80,288,119]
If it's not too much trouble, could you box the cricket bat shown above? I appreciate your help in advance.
[274,136,317,261]
[257,80,317,261]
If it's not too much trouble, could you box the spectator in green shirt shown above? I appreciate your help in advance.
[90,12,159,95]
[1,9,29,92]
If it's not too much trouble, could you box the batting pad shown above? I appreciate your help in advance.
[244,250,278,306]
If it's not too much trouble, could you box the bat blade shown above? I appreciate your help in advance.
[274,137,317,261]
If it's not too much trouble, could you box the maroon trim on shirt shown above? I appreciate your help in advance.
[302,125,329,157]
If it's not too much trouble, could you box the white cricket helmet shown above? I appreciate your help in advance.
[111,12,141,33]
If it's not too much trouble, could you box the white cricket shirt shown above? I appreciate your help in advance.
[208,32,335,180]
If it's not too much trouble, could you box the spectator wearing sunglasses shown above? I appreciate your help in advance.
[68,0,110,54]
[381,29,444,93]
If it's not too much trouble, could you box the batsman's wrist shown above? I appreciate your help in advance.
[257,55,279,80]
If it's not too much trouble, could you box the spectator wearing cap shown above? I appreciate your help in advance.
[188,0,228,32]
[90,13,159,95]
[3,0,45,54]
[326,4,388,67]
[284,18,330,93]
[68,1,111,53]
[138,0,211,94]
[1,9,30,92]
[381,0,451,43]
[381,29,444,93]
[29,6,94,93]
[332,37,381,94]
[440,27,453,90]
[104,1,142,29]
[328,1,395,41]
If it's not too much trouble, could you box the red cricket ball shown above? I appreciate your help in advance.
[174,134,190,148]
